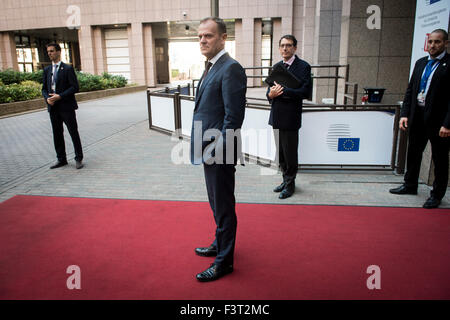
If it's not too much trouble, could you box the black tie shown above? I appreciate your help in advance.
[284,63,289,69]
[197,61,213,93]
[203,61,213,78]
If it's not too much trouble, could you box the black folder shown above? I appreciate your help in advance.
[265,63,302,89]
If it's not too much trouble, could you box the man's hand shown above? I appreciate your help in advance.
[47,93,61,106]
[399,117,408,131]
[268,81,284,99]
[439,126,450,138]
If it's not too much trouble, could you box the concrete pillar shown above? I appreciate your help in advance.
[128,22,147,85]
[235,18,255,87]
[272,18,282,65]
[281,0,294,36]
[234,19,243,61]
[143,24,157,87]
[293,0,305,56]
[253,19,262,87]
[78,25,96,74]
[302,0,318,65]
[92,27,107,75]
[0,32,18,71]
[315,0,343,104]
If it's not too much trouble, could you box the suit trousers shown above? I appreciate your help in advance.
[49,108,83,162]
[404,108,449,199]
[275,129,299,187]
[203,163,237,267]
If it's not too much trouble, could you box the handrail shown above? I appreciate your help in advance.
[243,64,351,105]
[147,86,406,173]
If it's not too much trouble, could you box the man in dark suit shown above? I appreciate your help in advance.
[267,35,312,199]
[389,29,449,209]
[42,43,83,169]
[191,17,246,282]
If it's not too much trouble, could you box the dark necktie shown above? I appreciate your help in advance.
[197,61,213,93]
[202,61,213,79]
[284,62,289,69]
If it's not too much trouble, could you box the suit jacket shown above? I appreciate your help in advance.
[190,53,247,165]
[266,55,312,130]
[401,52,450,132]
[42,62,79,112]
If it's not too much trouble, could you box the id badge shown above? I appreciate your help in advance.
[417,91,425,104]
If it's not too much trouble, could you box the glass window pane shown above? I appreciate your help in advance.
[18,64,24,72]
[225,40,235,59]
[33,48,40,63]
[16,49,24,62]
[23,48,32,62]
[25,64,33,72]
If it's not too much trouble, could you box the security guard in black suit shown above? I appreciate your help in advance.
[42,43,83,170]
[390,29,450,209]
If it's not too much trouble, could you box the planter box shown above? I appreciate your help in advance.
[0,85,147,117]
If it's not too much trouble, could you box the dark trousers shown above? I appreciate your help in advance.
[275,129,299,187]
[404,109,449,199]
[49,109,83,162]
[203,163,237,267]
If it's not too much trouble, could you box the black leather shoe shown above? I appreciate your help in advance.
[76,160,84,169]
[273,182,286,193]
[279,187,294,199]
[389,185,417,195]
[195,245,217,257]
[50,160,68,169]
[196,263,233,282]
[423,196,441,209]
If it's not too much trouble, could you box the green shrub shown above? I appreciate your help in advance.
[25,70,44,83]
[0,69,44,85]
[77,72,106,92]
[0,69,24,85]
[0,69,127,103]
[0,82,41,104]
[77,72,127,92]
[21,80,42,89]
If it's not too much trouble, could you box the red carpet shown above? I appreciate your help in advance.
[0,195,449,300]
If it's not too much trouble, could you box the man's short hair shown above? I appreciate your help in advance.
[431,29,449,41]
[200,17,227,35]
[46,43,61,51]
[279,35,297,47]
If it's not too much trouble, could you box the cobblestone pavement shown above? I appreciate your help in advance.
[0,91,148,187]
[0,89,449,208]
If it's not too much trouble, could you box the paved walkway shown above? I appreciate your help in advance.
[0,90,449,208]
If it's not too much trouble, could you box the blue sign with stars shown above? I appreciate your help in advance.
[338,138,360,152]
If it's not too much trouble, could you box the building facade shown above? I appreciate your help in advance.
[0,0,421,105]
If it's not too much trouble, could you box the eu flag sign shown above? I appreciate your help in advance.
[338,138,360,152]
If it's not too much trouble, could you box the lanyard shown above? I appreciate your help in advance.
[420,60,439,92]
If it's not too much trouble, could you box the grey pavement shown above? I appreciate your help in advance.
[0,89,449,208]
[0,91,148,187]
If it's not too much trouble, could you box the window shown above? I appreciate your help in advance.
[59,42,71,64]
[16,35,35,72]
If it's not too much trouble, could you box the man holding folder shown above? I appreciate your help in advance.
[266,35,312,199]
